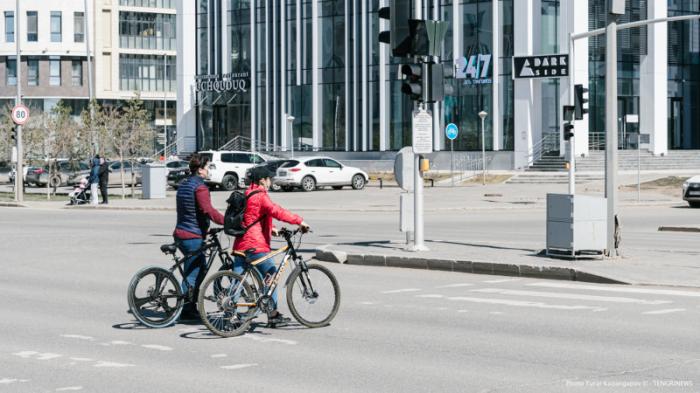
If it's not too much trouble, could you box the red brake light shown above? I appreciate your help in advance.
[35,168,44,174]
[290,168,301,172]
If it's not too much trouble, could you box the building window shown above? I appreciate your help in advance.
[119,12,176,50]
[51,11,62,42]
[4,11,14,42]
[119,54,176,92]
[27,11,38,42]
[72,60,83,86]
[50,59,61,86]
[74,12,85,42]
[6,57,16,86]
[27,58,39,86]
[118,0,175,9]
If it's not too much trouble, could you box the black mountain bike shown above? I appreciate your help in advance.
[198,227,341,337]
[127,227,232,328]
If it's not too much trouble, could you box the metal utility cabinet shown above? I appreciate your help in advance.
[546,193,607,257]
[142,163,167,199]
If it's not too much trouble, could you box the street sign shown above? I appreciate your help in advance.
[394,146,415,192]
[412,108,433,154]
[445,123,458,140]
[11,104,29,125]
[513,54,569,79]
[625,114,639,123]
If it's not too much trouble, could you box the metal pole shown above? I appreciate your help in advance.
[605,14,618,257]
[637,133,641,202]
[450,139,454,187]
[568,35,576,196]
[14,0,23,203]
[84,0,96,153]
[411,0,426,251]
[479,111,487,185]
[569,134,575,194]
[163,54,167,157]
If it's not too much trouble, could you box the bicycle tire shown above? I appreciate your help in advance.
[286,263,340,328]
[127,266,183,328]
[198,271,257,337]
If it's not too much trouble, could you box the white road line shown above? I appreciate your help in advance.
[457,310,469,313]
[482,278,521,284]
[447,296,607,312]
[416,294,444,299]
[60,335,94,341]
[109,341,133,346]
[642,308,686,315]
[13,351,38,358]
[472,288,673,305]
[435,283,473,289]
[528,282,700,297]
[56,387,83,391]
[93,361,134,368]
[35,353,62,361]
[69,358,93,362]
[211,354,227,358]
[0,379,19,385]
[241,335,298,346]
[358,301,376,305]
[381,288,422,294]
[489,311,504,315]
[141,345,173,351]
[221,363,258,370]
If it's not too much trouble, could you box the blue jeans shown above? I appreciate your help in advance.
[233,252,279,310]
[177,237,206,306]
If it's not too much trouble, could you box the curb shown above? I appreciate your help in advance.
[0,202,28,208]
[315,247,626,285]
[658,226,700,233]
[64,205,174,211]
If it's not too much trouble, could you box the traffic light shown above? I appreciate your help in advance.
[401,63,424,101]
[563,122,574,141]
[424,62,454,103]
[10,126,16,141]
[574,84,589,120]
[377,0,413,57]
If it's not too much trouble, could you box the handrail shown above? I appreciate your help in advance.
[526,133,560,166]
[153,136,184,160]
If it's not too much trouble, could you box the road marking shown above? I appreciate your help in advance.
[211,354,227,358]
[416,294,444,299]
[221,363,258,370]
[93,361,134,368]
[482,278,521,284]
[489,311,504,315]
[447,296,607,312]
[35,353,62,361]
[472,288,673,305]
[60,335,94,341]
[108,341,133,346]
[56,387,83,391]
[381,288,422,294]
[141,344,173,351]
[13,351,38,358]
[642,308,686,315]
[358,301,376,305]
[457,310,469,313]
[435,283,473,289]
[241,335,297,346]
[528,282,700,297]
[69,358,93,362]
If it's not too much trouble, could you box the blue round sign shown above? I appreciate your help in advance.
[445,123,459,140]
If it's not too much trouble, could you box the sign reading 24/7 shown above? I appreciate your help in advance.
[455,54,492,85]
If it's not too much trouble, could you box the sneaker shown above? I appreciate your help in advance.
[268,312,291,328]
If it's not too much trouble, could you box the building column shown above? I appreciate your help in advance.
[280,0,287,151]
[176,0,197,153]
[513,0,541,170]
[640,1,667,156]
[559,0,590,157]
[250,0,257,150]
[491,0,501,151]
[312,0,321,150]
[378,0,389,151]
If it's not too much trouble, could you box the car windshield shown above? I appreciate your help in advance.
[280,160,299,168]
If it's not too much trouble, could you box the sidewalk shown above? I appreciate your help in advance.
[315,240,700,288]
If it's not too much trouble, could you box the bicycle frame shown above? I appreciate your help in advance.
[170,232,232,299]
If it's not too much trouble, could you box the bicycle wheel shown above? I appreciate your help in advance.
[198,271,257,337]
[286,263,340,328]
[127,266,183,328]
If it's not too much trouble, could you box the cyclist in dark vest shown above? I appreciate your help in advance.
[174,154,224,320]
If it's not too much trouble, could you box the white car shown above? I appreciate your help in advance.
[682,176,700,208]
[275,157,368,192]
[199,150,267,191]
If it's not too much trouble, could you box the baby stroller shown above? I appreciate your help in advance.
[69,177,91,205]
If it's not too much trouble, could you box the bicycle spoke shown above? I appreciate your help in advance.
[133,296,152,308]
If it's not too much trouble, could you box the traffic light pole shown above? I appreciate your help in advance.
[411,0,427,251]
[14,0,23,203]
[605,13,618,257]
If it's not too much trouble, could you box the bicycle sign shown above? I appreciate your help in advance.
[11,104,29,125]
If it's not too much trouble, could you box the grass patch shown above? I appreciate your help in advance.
[460,174,513,185]
[623,176,690,190]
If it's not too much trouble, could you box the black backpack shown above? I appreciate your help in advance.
[223,190,263,237]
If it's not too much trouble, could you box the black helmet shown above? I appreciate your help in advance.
[250,166,274,183]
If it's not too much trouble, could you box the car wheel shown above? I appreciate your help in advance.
[351,174,366,190]
[271,183,281,192]
[221,173,238,191]
[49,176,62,188]
[332,186,343,190]
[301,176,316,192]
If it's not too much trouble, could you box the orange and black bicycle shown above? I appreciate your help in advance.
[197,227,340,337]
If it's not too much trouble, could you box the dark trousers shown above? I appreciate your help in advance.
[99,182,108,203]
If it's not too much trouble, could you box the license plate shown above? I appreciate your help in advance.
[689,191,700,196]
[279,170,287,176]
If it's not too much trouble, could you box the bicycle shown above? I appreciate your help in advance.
[127,227,234,328]
[197,227,341,337]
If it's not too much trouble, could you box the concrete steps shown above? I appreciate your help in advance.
[526,154,567,172]
[576,150,700,171]
[507,173,603,184]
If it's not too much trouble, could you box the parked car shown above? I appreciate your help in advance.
[167,167,190,189]
[8,165,31,185]
[682,176,700,207]
[275,157,368,192]
[244,159,295,191]
[33,160,91,188]
[68,160,143,186]
[198,150,267,191]
[165,159,189,173]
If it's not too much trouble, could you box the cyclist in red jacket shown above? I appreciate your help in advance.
[233,166,309,327]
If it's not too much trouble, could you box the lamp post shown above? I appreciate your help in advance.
[286,114,295,158]
[478,111,488,185]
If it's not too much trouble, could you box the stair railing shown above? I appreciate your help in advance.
[526,133,560,167]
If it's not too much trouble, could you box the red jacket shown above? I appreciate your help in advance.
[233,183,303,254]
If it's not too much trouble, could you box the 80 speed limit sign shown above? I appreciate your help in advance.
[11,104,30,125]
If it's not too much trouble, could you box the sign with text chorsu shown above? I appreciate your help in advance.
[513,54,569,79]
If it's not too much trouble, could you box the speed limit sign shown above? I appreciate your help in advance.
[11,104,30,125]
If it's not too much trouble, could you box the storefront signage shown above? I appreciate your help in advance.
[454,54,492,85]
[512,54,568,79]
[195,72,250,93]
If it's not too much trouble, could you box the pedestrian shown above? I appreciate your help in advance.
[89,155,100,205]
[232,166,309,327]
[173,153,225,320]
[98,157,109,204]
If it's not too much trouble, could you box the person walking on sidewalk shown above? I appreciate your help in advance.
[89,155,100,205]
[98,157,109,204]
[233,166,310,327]
[173,153,225,320]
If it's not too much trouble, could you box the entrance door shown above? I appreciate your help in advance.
[668,97,683,149]
[617,97,639,150]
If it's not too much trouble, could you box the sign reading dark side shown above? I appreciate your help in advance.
[512,54,568,79]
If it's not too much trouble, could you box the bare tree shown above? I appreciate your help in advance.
[39,102,81,199]
[122,96,156,198]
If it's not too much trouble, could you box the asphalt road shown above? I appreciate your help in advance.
[1,205,699,393]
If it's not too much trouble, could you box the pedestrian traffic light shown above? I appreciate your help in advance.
[10,126,16,141]
[377,0,413,57]
[401,63,424,101]
[574,84,589,120]
[563,122,575,141]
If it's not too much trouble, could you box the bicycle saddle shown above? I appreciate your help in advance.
[160,243,178,255]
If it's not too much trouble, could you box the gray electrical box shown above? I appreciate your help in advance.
[142,163,167,199]
[546,194,607,257]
